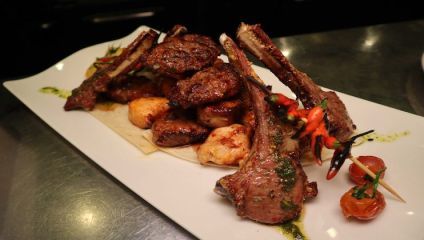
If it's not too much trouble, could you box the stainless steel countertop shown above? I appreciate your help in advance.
[1,19,423,239]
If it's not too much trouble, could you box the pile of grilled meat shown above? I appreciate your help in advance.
[64,24,355,224]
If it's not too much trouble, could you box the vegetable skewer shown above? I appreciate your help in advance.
[349,155,406,203]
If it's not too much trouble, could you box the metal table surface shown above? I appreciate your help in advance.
[1,19,423,239]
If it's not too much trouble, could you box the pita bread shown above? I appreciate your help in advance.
[90,102,328,168]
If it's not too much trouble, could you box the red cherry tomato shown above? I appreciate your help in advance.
[349,156,386,185]
[340,187,386,220]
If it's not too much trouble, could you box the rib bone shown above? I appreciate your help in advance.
[64,29,159,110]
[237,23,355,141]
[215,34,315,224]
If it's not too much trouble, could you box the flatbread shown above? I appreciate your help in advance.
[90,102,329,168]
[90,103,158,154]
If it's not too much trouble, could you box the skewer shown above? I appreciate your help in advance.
[349,155,406,203]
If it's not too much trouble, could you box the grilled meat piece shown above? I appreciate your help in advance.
[145,26,220,78]
[215,34,316,224]
[197,99,242,128]
[237,23,355,141]
[241,109,256,137]
[169,60,242,108]
[152,111,209,147]
[158,77,177,98]
[64,29,159,111]
[106,76,159,103]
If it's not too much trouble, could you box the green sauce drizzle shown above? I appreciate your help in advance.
[353,131,410,146]
[280,222,306,240]
[275,157,297,192]
[39,86,71,99]
[278,211,308,240]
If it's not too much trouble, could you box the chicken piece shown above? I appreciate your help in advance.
[152,112,209,147]
[145,27,220,78]
[197,99,242,128]
[128,97,170,129]
[197,124,250,166]
[169,60,242,108]
[106,76,159,103]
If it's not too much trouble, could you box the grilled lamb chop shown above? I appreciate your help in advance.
[152,111,210,147]
[145,25,220,79]
[64,29,159,110]
[237,23,355,141]
[169,59,242,108]
[105,76,159,103]
[215,34,317,224]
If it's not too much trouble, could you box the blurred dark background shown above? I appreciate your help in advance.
[1,0,422,80]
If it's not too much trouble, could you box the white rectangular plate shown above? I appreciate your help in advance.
[4,26,424,240]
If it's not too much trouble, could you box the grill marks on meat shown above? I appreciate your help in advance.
[169,60,242,108]
[64,29,159,110]
[237,23,355,141]
[152,111,210,147]
[197,99,243,128]
[145,31,220,79]
[216,34,313,224]
[105,76,159,103]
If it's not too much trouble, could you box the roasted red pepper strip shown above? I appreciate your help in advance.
[324,136,341,149]
[298,106,325,138]
[269,93,298,109]
[310,121,327,165]
[97,56,113,63]
[312,135,324,165]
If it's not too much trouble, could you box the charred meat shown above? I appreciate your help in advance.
[105,76,159,103]
[169,60,242,108]
[197,99,243,128]
[215,34,317,224]
[64,29,159,110]
[145,26,220,78]
[237,23,355,141]
[152,111,210,147]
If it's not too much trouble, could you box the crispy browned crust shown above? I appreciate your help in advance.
[105,76,160,103]
[169,61,242,108]
[64,29,159,110]
[152,112,210,147]
[237,23,355,141]
[197,99,243,128]
[145,33,220,79]
[216,34,309,224]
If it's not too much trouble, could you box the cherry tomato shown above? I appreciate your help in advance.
[340,187,386,220]
[349,156,386,185]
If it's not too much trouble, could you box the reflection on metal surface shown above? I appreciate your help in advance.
[81,210,95,226]
[91,11,155,23]
[326,227,338,238]
[282,49,291,58]
[277,38,293,60]
[406,69,424,116]
[362,29,379,50]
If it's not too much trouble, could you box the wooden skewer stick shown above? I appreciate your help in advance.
[349,155,406,203]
